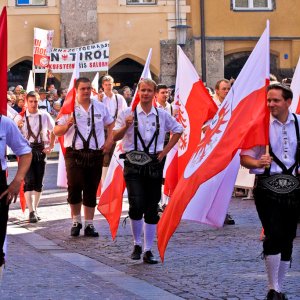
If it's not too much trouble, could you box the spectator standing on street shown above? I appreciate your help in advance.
[54,77,114,237]
[0,115,32,269]
[213,79,235,225]
[15,91,55,223]
[101,75,127,180]
[240,83,300,300]
[121,86,133,107]
[155,84,174,211]
[113,78,183,264]
[38,88,52,113]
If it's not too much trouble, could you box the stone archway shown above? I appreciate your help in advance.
[109,58,157,90]
[224,51,278,80]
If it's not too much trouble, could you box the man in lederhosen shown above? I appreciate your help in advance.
[155,84,175,211]
[101,75,127,180]
[15,91,55,223]
[0,115,32,269]
[113,78,183,264]
[241,83,300,300]
[54,77,114,237]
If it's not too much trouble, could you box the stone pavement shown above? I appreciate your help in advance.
[1,193,300,300]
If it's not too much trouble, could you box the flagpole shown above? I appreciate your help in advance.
[43,67,49,90]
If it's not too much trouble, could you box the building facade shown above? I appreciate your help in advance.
[2,0,300,89]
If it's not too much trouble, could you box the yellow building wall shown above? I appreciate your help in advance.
[189,0,300,69]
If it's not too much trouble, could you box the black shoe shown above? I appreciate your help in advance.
[71,222,82,237]
[281,293,288,300]
[36,212,41,221]
[224,214,235,225]
[131,245,142,260]
[143,251,158,264]
[266,289,283,300]
[84,224,99,237]
[29,211,38,223]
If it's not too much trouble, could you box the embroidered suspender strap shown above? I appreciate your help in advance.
[267,114,300,175]
[90,105,99,149]
[292,113,300,171]
[25,113,42,143]
[114,95,119,120]
[134,107,160,154]
[72,105,99,150]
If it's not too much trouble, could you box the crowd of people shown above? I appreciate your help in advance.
[1,72,299,300]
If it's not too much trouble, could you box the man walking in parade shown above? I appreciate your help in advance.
[113,78,183,264]
[241,83,300,300]
[101,75,127,180]
[15,91,55,223]
[0,115,32,269]
[54,77,114,237]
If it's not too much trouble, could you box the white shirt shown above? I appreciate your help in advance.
[156,101,173,116]
[241,113,300,175]
[0,116,31,170]
[38,99,51,113]
[15,109,55,146]
[114,104,183,153]
[56,99,114,150]
[102,93,127,119]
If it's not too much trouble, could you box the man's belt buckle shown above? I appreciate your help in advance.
[262,174,300,194]
[125,151,152,166]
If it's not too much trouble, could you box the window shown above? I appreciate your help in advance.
[16,0,47,6]
[127,0,156,5]
[232,0,273,10]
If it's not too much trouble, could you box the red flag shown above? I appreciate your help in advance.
[0,7,7,115]
[158,22,270,261]
[163,47,217,199]
[290,56,300,114]
[97,142,126,239]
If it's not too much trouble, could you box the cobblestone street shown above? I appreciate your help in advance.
[1,191,300,299]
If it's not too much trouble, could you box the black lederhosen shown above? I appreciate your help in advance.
[65,105,104,207]
[123,108,163,224]
[254,114,300,261]
[24,114,46,192]
[0,170,8,266]
[103,95,118,167]
[65,148,103,207]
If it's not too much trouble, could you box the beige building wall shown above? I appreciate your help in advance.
[3,0,190,80]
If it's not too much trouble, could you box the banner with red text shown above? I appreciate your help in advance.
[35,41,109,73]
[33,27,54,68]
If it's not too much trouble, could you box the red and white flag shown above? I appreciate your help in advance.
[163,46,218,199]
[98,49,152,239]
[33,27,54,68]
[290,56,300,114]
[0,6,7,116]
[130,48,152,111]
[56,52,80,188]
[97,142,126,239]
[91,72,99,99]
[158,23,270,261]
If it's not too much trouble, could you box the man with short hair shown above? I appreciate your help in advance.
[0,115,32,269]
[101,75,127,179]
[241,83,300,300]
[15,91,55,223]
[54,77,114,237]
[214,79,231,106]
[113,78,183,264]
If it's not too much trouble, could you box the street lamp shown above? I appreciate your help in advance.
[171,24,191,46]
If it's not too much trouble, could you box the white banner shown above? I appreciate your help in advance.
[35,41,109,73]
[33,27,54,68]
